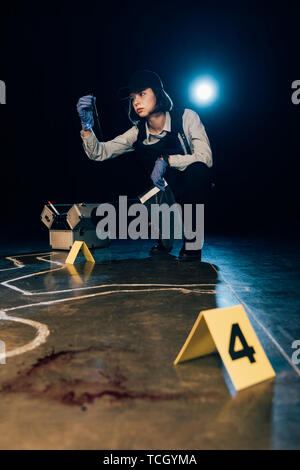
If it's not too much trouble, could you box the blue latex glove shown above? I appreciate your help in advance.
[76,94,95,130]
[151,158,168,191]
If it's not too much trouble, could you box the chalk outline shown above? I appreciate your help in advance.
[0,251,218,360]
[1,249,297,378]
[0,257,25,272]
[0,310,49,362]
[1,253,249,296]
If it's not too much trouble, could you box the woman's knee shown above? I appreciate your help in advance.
[182,162,211,203]
[184,162,210,178]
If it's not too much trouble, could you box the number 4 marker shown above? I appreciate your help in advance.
[229,323,256,363]
[174,305,275,391]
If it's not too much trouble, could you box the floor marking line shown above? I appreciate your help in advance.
[0,283,33,296]
[0,283,215,360]
[2,251,60,259]
[2,260,248,297]
[2,278,250,297]
[1,254,66,294]
[0,253,61,274]
[2,287,216,314]
[1,253,251,297]
[1,260,219,296]
[35,256,64,266]
[0,266,24,272]
[206,258,300,377]
[0,257,25,272]
[0,310,50,361]
[2,281,217,296]
[6,257,25,267]
[0,252,252,361]
[1,265,66,295]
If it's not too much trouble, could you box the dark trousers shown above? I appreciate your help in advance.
[165,162,211,236]
[93,162,212,244]
[165,162,211,206]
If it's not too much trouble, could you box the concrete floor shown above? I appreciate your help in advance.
[0,236,299,449]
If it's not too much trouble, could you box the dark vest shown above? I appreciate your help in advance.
[133,108,191,175]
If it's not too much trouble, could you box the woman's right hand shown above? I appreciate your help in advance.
[76,95,95,131]
[150,158,168,191]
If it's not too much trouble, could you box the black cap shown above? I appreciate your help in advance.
[117,70,164,100]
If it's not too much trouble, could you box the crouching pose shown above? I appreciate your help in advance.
[76,70,213,260]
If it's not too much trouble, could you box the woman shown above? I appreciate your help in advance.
[76,70,213,259]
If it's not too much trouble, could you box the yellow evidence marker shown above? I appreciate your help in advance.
[174,304,276,391]
[65,241,95,265]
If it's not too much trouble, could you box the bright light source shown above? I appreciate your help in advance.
[189,77,218,106]
[196,83,214,101]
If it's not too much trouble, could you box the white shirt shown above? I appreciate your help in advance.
[80,108,212,171]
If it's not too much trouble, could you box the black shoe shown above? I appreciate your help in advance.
[151,239,172,254]
[179,243,202,261]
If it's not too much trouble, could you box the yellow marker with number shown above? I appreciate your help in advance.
[65,241,95,265]
[174,305,276,391]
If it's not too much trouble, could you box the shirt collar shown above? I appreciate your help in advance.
[145,111,171,142]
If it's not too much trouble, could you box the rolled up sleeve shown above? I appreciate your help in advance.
[80,126,139,162]
[168,109,213,170]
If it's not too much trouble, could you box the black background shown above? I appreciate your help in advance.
[0,1,299,238]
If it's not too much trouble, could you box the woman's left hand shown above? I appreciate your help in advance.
[150,158,168,191]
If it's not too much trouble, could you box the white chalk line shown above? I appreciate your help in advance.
[4,251,60,259]
[2,286,216,314]
[0,254,217,361]
[1,260,66,295]
[0,253,64,289]
[0,251,247,361]
[2,278,250,297]
[0,256,25,272]
[35,256,64,266]
[1,248,297,377]
[0,310,49,362]
[0,266,23,273]
[1,255,219,296]
[6,257,24,267]
[0,252,60,273]
[0,286,213,360]
[1,256,250,297]
[2,280,218,297]
[205,257,300,378]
